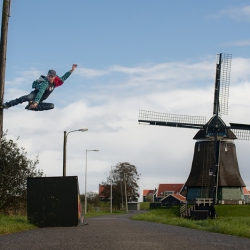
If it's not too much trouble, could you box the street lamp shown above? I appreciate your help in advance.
[63,128,88,176]
[124,172,128,212]
[110,166,115,214]
[85,149,99,214]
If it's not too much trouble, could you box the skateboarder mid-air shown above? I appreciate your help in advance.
[1,64,78,111]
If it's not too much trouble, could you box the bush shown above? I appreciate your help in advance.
[0,132,43,214]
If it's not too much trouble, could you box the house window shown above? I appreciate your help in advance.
[164,191,174,196]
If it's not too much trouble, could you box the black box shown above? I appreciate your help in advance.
[27,176,84,227]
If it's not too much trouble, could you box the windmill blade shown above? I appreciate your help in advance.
[219,53,232,115]
[138,110,206,129]
[231,130,250,140]
[213,53,232,116]
[229,123,250,140]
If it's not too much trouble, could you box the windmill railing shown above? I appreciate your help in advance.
[180,203,188,217]
[180,203,196,218]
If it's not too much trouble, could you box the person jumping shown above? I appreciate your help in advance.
[1,64,78,111]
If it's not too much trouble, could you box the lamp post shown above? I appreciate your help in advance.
[110,166,115,214]
[63,128,88,177]
[124,172,128,212]
[85,149,99,214]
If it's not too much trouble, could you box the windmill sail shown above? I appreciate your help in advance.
[138,110,206,129]
[213,53,232,116]
[230,123,250,140]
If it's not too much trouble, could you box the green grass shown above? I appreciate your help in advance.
[132,204,250,238]
[0,214,37,235]
[140,202,150,210]
[216,205,250,217]
[0,209,126,235]
[2,204,250,238]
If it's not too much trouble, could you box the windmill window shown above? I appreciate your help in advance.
[209,168,213,176]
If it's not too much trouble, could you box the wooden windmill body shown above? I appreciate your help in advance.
[139,53,250,204]
[185,119,245,203]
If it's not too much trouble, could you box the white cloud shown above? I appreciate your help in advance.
[3,56,250,200]
[76,68,109,78]
[6,68,42,86]
[210,5,250,21]
[222,40,250,47]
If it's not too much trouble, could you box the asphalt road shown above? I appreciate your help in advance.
[1,211,250,250]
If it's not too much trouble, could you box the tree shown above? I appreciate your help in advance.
[102,162,140,210]
[0,132,43,214]
[80,191,100,206]
[146,194,153,202]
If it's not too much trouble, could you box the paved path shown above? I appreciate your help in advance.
[1,211,250,250]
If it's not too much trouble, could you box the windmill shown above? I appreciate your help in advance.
[138,53,250,205]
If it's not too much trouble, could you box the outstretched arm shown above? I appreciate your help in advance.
[58,64,78,83]
[70,64,78,73]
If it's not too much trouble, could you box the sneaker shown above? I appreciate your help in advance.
[25,104,31,110]
[1,103,10,109]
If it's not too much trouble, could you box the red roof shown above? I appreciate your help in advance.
[156,184,184,197]
[142,190,154,196]
[243,187,250,195]
[161,193,186,202]
[171,194,186,201]
[99,184,105,197]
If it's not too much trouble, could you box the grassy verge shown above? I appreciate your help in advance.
[2,204,250,238]
[0,214,37,235]
[139,202,150,210]
[0,209,126,235]
[132,204,250,238]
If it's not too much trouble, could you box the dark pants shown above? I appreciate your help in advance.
[7,90,54,111]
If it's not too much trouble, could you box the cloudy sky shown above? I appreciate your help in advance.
[2,0,250,199]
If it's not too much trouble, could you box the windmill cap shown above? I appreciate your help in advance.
[48,69,56,76]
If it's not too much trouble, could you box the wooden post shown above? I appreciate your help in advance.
[0,0,11,147]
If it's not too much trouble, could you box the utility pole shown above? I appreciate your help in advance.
[0,0,11,147]
[110,166,113,213]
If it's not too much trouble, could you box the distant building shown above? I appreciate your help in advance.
[99,184,110,201]
[154,184,185,202]
[142,189,155,202]
[161,194,186,206]
[243,187,250,204]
